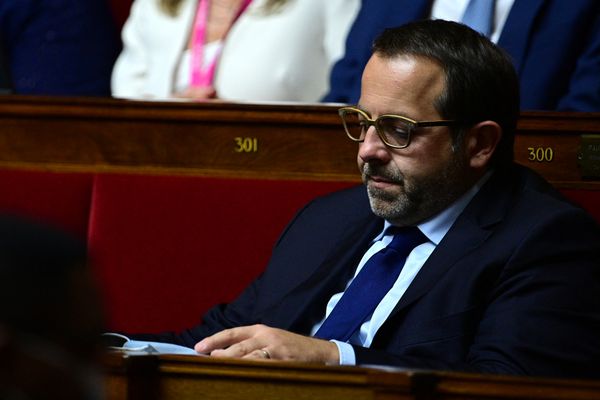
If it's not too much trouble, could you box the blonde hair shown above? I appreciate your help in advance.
[158,0,290,17]
[159,0,184,16]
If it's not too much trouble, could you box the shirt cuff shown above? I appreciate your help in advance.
[331,340,356,365]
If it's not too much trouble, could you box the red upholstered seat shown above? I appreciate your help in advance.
[0,169,93,239]
[1,167,598,334]
[87,173,356,332]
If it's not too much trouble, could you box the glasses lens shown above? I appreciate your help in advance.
[378,117,411,148]
[342,110,368,141]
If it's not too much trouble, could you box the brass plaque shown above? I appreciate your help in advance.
[580,135,600,179]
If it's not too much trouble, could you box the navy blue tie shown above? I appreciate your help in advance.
[314,227,427,342]
[461,0,496,37]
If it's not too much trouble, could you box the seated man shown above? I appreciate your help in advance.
[134,20,600,378]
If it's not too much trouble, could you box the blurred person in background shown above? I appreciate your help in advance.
[0,0,120,96]
[213,0,359,102]
[324,0,600,111]
[111,0,359,102]
[0,215,105,400]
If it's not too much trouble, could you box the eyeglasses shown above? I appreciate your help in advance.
[338,106,461,149]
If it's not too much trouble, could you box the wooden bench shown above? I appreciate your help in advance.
[0,96,597,333]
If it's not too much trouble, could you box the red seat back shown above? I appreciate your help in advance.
[0,169,93,239]
[1,168,597,334]
[87,173,356,332]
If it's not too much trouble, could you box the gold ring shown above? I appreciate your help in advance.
[260,349,271,359]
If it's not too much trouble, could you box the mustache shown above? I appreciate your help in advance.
[362,163,404,184]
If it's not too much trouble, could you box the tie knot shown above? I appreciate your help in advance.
[386,226,427,254]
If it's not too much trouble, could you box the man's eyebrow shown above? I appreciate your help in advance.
[355,104,373,117]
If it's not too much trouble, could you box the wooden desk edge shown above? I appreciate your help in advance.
[104,352,600,400]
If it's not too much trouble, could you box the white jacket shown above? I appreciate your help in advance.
[111,0,360,102]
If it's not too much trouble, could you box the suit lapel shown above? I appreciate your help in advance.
[171,0,197,62]
[391,219,492,314]
[386,168,515,318]
[264,215,383,333]
[148,0,197,96]
[498,0,545,73]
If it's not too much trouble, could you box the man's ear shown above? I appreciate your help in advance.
[465,121,502,169]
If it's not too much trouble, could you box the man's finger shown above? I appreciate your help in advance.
[195,325,266,353]
[209,337,263,358]
[242,348,273,361]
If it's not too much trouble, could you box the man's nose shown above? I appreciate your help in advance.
[358,126,391,163]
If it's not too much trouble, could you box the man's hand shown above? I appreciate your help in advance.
[173,85,217,100]
[194,324,340,364]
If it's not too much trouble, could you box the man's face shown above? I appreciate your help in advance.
[357,54,474,226]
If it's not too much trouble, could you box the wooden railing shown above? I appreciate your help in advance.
[0,95,598,188]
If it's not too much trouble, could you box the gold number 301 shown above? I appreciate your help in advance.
[234,137,258,153]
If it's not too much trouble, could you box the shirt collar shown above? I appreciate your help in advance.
[381,171,493,245]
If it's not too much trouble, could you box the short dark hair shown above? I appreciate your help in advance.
[372,20,519,168]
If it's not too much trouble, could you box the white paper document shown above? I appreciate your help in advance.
[102,332,201,355]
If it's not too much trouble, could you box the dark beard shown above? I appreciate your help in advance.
[363,153,469,226]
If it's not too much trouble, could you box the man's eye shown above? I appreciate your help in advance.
[389,126,409,137]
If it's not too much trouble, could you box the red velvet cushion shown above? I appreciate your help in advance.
[5,167,595,335]
[87,173,356,333]
[0,169,93,239]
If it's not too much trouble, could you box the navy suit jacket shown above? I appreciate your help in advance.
[146,164,600,379]
[323,0,600,111]
[0,0,120,96]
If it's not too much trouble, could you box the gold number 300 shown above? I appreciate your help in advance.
[527,147,554,162]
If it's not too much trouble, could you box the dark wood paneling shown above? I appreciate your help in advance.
[0,96,598,189]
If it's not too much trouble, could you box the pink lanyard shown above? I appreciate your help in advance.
[190,0,252,88]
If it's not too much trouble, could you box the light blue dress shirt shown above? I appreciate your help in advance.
[310,173,491,365]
